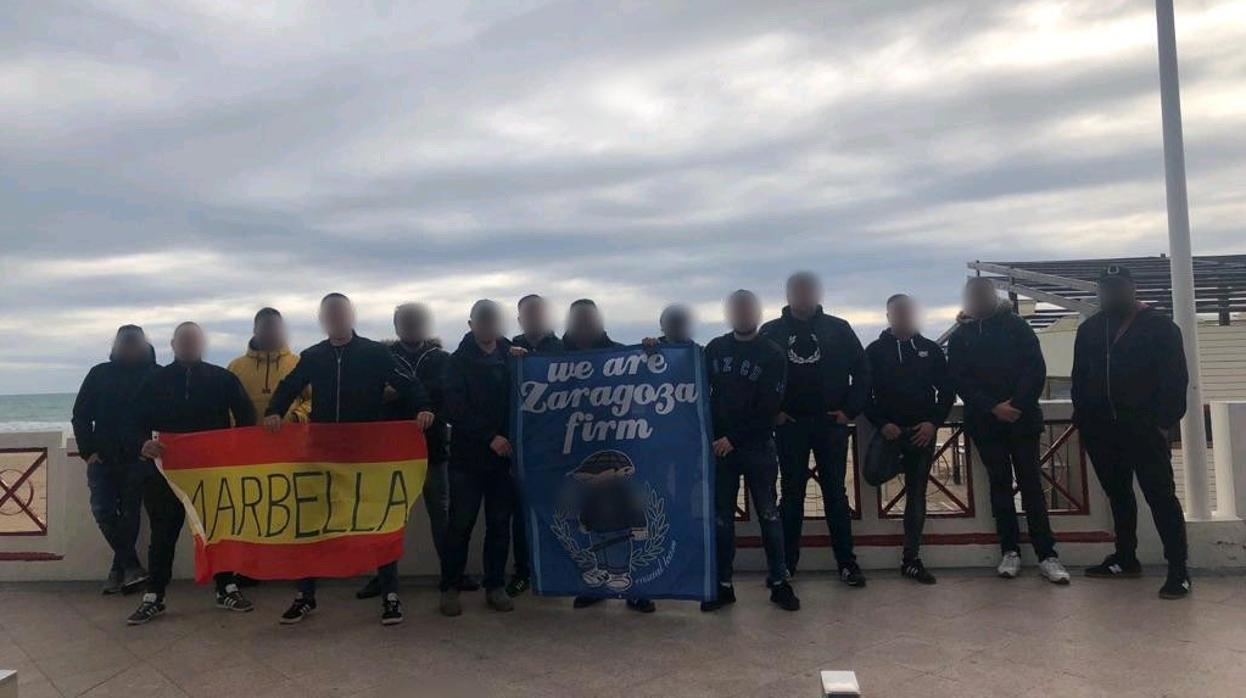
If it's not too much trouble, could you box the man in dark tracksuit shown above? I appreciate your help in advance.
[72,325,159,595]
[504,293,564,597]
[356,302,456,600]
[947,278,1068,583]
[128,322,257,625]
[863,295,953,584]
[703,290,800,612]
[1072,265,1191,599]
[439,300,517,616]
[559,298,656,613]
[760,272,870,586]
[266,293,433,626]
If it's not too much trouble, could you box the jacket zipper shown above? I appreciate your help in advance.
[264,355,272,394]
[184,365,191,401]
[1105,316,1117,421]
[334,347,343,423]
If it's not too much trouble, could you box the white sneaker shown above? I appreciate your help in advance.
[997,551,1022,579]
[1038,557,1071,585]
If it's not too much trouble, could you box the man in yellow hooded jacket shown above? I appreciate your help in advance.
[228,307,311,422]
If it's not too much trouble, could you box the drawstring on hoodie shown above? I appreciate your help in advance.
[895,337,917,364]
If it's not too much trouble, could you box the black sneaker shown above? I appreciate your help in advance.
[901,559,937,585]
[1085,554,1143,578]
[839,561,867,587]
[769,582,801,611]
[700,584,736,612]
[215,584,254,612]
[356,576,382,600]
[102,569,124,595]
[457,575,481,592]
[280,595,316,624]
[505,576,531,598]
[572,596,604,609]
[1158,570,1191,600]
[127,593,165,625]
[626,598,656,614]
[381,593,404,625]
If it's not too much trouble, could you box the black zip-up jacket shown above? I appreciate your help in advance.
[512,332,564,353]
[385,340,450,463]
[864,330,954,430]
[444,333,513,462]
[705,333,787,449]
[135,361,256,435]
[561,332,623,351]
[1071,306,1188,431]
[946,305,1046,437]
[267,333,429,424]
[72,351,159,463]
[760,306,871,418]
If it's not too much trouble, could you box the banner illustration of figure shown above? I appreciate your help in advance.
[513,344,714,601]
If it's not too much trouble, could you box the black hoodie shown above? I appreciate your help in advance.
[1071,305,1188,430]
[444,332,514,462]
[512,332,564,353]
[561,332,623,351]
[385,339,451,463]
[946,304,1046,437]
[135,361,256,435]
[759,306,871,419]
[864,330,953,430]
[267,333,430,424]
[705,332,787,449]
[72,349,160,463]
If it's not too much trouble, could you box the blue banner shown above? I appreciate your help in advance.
[512,344,715,601]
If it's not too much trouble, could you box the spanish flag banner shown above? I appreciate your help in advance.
[157,422,427,583]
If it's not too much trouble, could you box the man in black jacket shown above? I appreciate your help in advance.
[864,295,953,584]
[127,322,257,624]
[703,290,800,612]
[1072,266,1191,599]
[760,272,870,586]
[439,300,517,616]
[947,278,1069,584]
[504,293,563,597]
[72,325,159,595]
[356,302,457,600]
[266,293,434,626]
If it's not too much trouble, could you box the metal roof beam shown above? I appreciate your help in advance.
[986,278,1099,315]
[967,261,1100,293]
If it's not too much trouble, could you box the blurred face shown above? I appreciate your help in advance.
[171,324,205,363]
[253,314,286,351]
[886,297,920,337]
[786,275,821,314]
[319,297,356,338]
[726,293,761,334]
[469,302,503,343]
[660,307,693,342]
[394,304,431,344]
[1098,279,1136,316]
[113,331,148,363]
[518,298,549,337]
[567,304,603,343]
[964,280,999,319]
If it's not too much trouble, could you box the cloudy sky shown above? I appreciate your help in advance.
[2,0,1245,394]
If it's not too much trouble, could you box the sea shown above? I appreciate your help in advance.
[0,393,75,433]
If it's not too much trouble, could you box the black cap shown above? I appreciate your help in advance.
[1097,264,1133,284]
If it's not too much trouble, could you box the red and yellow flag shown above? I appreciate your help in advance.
[157,422,427,583]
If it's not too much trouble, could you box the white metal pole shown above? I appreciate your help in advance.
[1155,0,1211,520]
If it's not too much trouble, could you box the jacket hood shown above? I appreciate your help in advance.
[877,328,926,342]
[383,337,443,350]
[561,331,617,350]
[781,305,826,321]
[245,339,293,359]
[454,332,511,358]
[956,299,1014,325]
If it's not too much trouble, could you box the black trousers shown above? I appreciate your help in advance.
[1082,420,1188,567]
[424,457,450,561]
[511,475,530,580]
[975,432,1057,559]
[440,454,515,592]
[143,475,235,596]
[87,459,150,574]
[895,435,935,562]
[715,443,788,586]
[777,416,855,570]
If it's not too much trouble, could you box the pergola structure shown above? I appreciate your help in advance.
[967,254,1246,330]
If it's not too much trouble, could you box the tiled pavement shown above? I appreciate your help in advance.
[2,570,1244,697]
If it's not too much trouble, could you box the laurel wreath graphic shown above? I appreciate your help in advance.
[550,482,669,572]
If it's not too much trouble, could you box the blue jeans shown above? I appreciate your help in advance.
[715,442,788,586]
[87,459,151,573]
[777,416,856,570]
